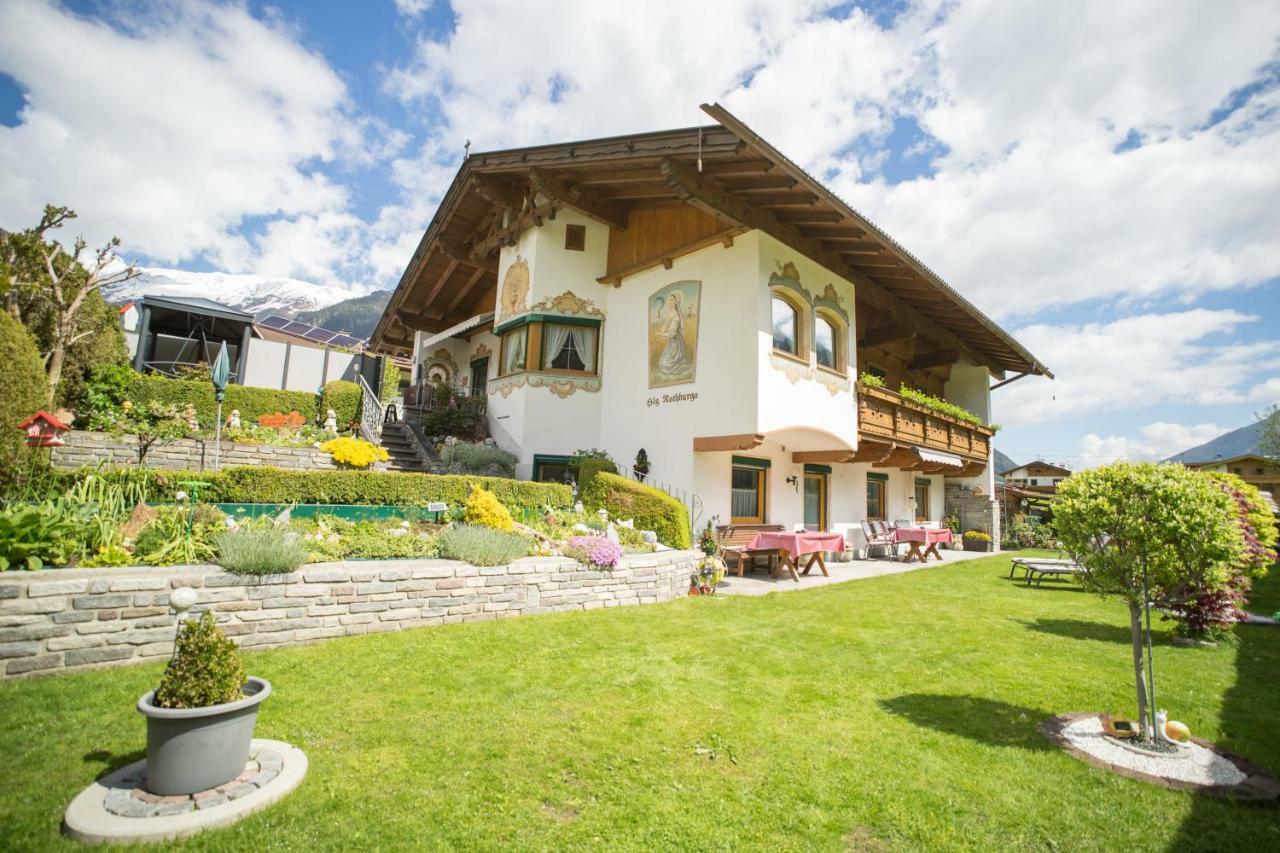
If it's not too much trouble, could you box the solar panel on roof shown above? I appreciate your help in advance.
[258,315,290,330]
[329,334,363,349]
[302,328,338,344]
[282,322,312,335]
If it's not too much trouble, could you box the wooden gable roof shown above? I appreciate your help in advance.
[371,104,1052,381]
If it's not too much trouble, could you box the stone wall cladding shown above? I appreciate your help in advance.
[945,483,1001,551]
[0,551,699,678]
[51,430,342,472]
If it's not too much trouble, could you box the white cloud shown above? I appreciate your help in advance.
[378,0,1280,317]
[0,0,397,287]
[393,0,433,17]
[1077,421,1226,468]
[994,309,1280,425]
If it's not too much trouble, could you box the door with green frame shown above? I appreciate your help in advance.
[803,466,828,531]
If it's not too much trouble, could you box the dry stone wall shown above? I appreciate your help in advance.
[50,430,341,472]
[0,551,700,678]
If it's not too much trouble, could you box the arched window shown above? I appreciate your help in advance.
[771,296,799,355]
[815,314,838,370]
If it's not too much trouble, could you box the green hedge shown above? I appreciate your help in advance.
[55,466,573,510]
[320,380,362,427]
[573,457,617,491]
[580,472,691,549]
[125,374,354,430]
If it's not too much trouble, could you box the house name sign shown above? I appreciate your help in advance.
[646,391,699,408]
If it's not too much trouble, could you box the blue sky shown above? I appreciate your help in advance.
[0,0,1277,469]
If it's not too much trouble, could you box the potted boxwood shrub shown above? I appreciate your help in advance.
[136,611,271,796]
[962,530,993,552]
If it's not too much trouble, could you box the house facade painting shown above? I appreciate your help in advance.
[372,105,1052,548]
[649,280,700,388]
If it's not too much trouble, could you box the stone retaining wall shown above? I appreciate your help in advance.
[51,430,341,472]
[0,551,700,678]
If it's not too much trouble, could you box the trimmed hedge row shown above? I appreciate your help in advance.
[56,465,574,510]
[320,380,362,427]
[125,374,361,430]
[581,471,692,549]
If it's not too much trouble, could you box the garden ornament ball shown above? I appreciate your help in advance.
[170,587,198,614]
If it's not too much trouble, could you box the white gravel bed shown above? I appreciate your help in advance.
[1062,716,1245,786]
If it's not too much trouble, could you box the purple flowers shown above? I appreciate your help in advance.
[565,535,623,570]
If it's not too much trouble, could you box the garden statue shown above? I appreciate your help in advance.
[323,408,337,434]
[226,409,241,429]
[574,501,584,514]
[606,522,620,544]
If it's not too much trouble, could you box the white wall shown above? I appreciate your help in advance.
[597,230,761,489]
[753,233,859,451]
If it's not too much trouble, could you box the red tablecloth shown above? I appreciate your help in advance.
[745,531,846,555]
[891,527,953,545]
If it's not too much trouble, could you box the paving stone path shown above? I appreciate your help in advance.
[103,748,283,818]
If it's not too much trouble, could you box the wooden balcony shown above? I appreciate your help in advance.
[856,383,993,465]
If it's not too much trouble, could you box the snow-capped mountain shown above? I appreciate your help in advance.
[102,266,371,317]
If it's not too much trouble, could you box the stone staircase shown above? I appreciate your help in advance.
[378,421,439,473]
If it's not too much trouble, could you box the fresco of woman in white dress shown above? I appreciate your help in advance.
[648,280,700,388]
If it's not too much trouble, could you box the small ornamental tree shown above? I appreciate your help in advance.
[112,400,195,465]
[1258,404,1280,462]
[1054,462,1243,740]
[154,611,245,709]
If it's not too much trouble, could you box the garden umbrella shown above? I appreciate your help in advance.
[210,343,230,470]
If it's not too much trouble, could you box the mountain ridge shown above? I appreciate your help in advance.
[1164,420,1266,464]
[103,266,370,317]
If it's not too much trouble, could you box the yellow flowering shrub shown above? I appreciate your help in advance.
[320,437,389,469]
[463,483,514,532]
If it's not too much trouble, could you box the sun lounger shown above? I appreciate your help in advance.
[1010,556,1083,586]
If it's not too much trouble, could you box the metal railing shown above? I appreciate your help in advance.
[401,380,489,441]
[614,466,705,531]
[141,360,239,382]
[357,375,386,443]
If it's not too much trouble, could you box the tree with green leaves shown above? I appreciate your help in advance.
[0,311,50,497]
[1053,462,1243,741]
[0,205,136,405]
[1259,404,1280,462]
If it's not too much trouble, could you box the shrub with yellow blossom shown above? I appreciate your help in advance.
[463,483,515,532]
[320,436,389,469]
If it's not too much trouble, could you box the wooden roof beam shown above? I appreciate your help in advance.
[860,323,916,347]
[445,266,491,315]
[910,348,960,370]
[693,433,764,452]
[527,167,630,230]
[659,156,990,366]
[471,174,527,210]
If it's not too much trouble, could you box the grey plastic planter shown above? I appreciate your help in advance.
[137,677,271,796]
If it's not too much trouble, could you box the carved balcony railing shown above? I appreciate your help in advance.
[855,382,993,464]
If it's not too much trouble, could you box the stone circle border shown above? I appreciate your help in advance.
[1039,712,1280,800]
[63,739,306,845]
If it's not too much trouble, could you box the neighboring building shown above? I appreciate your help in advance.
[123,295,377,393]
[119,302,139,332]
[370,104,1052,544]
[1184,455,1280,501]
[1000,461,1072,491]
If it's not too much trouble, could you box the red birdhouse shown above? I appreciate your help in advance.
[18,411,71,448]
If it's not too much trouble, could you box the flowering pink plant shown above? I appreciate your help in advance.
[565,535,623,570]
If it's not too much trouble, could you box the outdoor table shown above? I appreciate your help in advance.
[891,527,953,563]
[743,531,846,582]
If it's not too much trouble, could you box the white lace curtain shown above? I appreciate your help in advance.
[544,324,571,368]
[568,326,596,372]
[544,324,597,372]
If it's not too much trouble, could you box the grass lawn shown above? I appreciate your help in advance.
[2,553,1278,851]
